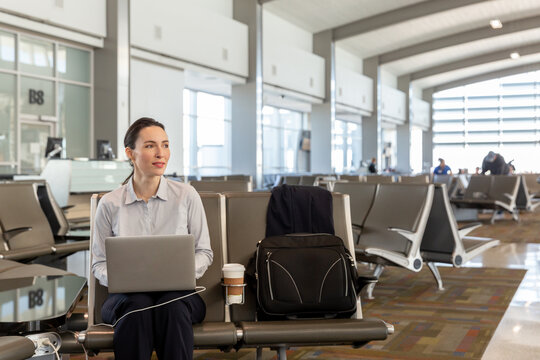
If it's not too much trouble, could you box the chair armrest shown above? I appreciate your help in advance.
[458,222,482,237]
[387,227,415,242]
[352,223,363,231]
[387,227,414,236]
[502,193,514,200]
[363,247,422,271]
[3,227,32,242]
[54,234,90,242]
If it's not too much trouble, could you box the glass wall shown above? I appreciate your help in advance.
[183,89,231,177]
[0,29,92,174]
[262,106,306,175]
[332,119,361,173]
[433,72,540,173]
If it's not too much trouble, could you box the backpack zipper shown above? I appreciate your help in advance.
[266,251,274,300]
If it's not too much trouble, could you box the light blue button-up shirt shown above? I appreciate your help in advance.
[92,176,213,287]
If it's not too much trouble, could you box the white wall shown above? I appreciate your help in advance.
[411,97,430,130]
[380,69,398,88]
[263,10,312,52]
[381,85,406,124]
[130,59,184,174]
[335,46,363,73]
[131,0,248,78]
[0,0,106,37]
[194,0,232,18]
[263,10,325,99]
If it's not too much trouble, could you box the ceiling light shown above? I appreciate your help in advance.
[510,52,520,60]
[490,19,503,29]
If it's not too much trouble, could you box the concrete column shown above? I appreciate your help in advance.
[422,88,434,172]
[311,30,334,174]
[397,75,411,173]
[93,0,130,158]
[362,56,381,172]
[232,0,263,188]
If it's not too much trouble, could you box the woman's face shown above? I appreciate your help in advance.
[126,126,170,178]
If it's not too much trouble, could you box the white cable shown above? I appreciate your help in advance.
[95,286,206,328]
[64,330,89,360]
[41,338,61,360]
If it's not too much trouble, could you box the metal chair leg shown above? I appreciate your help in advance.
[427,262,445,291]
[277,346,287,360]
[366,264,385,299]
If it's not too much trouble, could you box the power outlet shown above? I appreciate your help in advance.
[26,332,61,357]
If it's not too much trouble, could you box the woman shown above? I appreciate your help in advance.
[92,117,213,360]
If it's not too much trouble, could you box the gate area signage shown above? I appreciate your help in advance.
[29,89,44,105]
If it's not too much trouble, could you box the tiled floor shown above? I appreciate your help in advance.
[468,242,540,359]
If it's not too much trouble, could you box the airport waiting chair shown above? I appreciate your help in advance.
[355,184,434,298]
[516,175,540,211]
[282,176,301,185]
[433,174,462,198]
[400,175,430,184]
[340,174,367,182]
[190,180,252,192]
[224,191,392,357]
[299,175,318,186]
[522,173,540,198]
[78,192,238,354]
[365,175,396,184]
[333,182,378,245]
[421,184,500,290]
[201,176,226,181]
[226,174,253,182]
[35,181,91,237]
[0,183,89,262]
[452,175,520,223]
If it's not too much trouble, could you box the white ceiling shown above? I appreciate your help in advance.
[264,0,540,91]
[263,0,426,34]
[413,51,540,89]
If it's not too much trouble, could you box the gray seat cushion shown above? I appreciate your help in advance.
[239,318,389,345]
[83,322,238,350]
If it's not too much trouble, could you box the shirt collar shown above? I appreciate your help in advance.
[124,176,168,204]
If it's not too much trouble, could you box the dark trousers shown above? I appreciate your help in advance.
[102,291,206,360]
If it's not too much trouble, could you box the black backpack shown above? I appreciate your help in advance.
[254,233,358,319]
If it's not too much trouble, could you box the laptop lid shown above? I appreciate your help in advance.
[105,234,195,293]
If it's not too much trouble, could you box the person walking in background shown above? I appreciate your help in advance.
[433,158,452,175]
[368,157,377,174]
[481,151,510,175]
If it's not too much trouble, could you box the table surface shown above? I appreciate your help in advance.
[0,274,86,324]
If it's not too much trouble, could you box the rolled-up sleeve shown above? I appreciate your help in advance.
[92,200,113,287]
[187,187,213,279]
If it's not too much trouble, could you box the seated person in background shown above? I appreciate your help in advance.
[481,151,510,175]
[368,157,377,174]
[433,158,452,175]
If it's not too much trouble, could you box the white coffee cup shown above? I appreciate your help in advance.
[222,263,245,304]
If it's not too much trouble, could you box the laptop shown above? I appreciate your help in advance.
[105,234,196,293]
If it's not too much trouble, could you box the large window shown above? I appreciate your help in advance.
[433,73,540,173]
[332,119,361,173]
[0,29,92,174]
[183,89,231,177]
[262,106,307,175]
